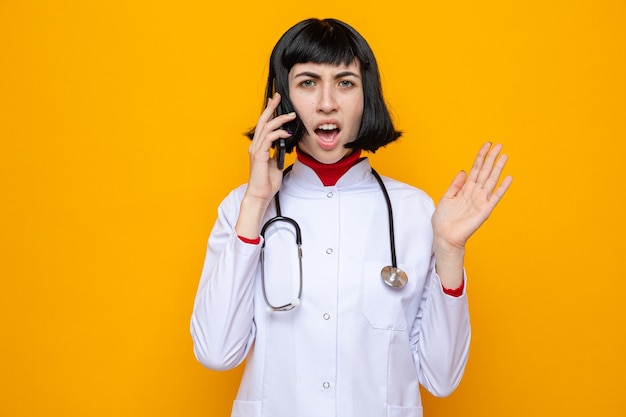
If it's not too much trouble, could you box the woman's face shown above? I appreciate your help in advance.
[288,61,364,164]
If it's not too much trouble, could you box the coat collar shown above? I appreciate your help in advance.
[285,157,373,192]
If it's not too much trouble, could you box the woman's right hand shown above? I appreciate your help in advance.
[235,93,296,239]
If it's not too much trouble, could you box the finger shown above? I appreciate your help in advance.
[249,108,296,156]
[251,113,296,152]
[249,127,292,158]
[248,128,294,169]
[441,170,467,200]
[260,93,297,128]
[487,175,513,211]
[466,142,492,183]
[475,143,503,186]
[251,93,284,144]
[262,111,296,136]
[260,92,281,123]
[482,152,508,194]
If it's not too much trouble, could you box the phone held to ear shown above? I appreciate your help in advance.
[272,80,295,170]
[275,139,286,170]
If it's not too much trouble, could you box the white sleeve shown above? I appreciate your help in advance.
[411,260,471,397]
[190,188,261,371]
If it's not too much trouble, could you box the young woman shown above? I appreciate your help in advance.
[191,18,512,417]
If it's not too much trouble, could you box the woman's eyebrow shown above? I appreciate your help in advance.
[293,71,322,79]
[292,70,361,79]
[334,71,361,79]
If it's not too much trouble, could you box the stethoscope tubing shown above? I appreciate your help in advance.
[260,164,406,312]
[260,215,303,312]
[370,168,399,269]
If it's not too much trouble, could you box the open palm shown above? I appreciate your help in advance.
[432,142,513,250]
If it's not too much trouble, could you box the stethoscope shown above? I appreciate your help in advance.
[260,165,408,312]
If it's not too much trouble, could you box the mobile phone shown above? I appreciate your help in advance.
[275,138,286,170]
[271,79,295,170]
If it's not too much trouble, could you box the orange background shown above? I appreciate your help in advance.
[1,0,625,416]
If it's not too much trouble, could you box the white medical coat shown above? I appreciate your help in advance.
[191,158,470,417]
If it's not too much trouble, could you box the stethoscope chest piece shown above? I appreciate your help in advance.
[381,266,408,289]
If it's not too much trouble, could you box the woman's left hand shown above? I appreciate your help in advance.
[432,142,513,252]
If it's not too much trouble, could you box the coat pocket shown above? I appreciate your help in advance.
[387,404,423,417]
[231,400,261,417]
[362,261,417,330]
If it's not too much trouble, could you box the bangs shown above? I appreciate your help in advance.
[281,21,367,69]
[247,18,401,152]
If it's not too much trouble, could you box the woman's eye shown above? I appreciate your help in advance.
[339,80,354,87]
[301,80,315,87]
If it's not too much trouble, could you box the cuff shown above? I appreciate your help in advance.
[442,280,465,297]
[238,235,261,245]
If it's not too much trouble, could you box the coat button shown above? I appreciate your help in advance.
[322,382,330,389]
[323,313,330,320]
[326,192,333,198]
[326,248,333,254]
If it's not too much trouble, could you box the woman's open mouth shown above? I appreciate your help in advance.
[315,123,340,149]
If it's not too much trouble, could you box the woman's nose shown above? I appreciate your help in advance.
[317,86,337,113]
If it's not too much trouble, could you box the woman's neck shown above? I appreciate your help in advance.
[296,147,363,186]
